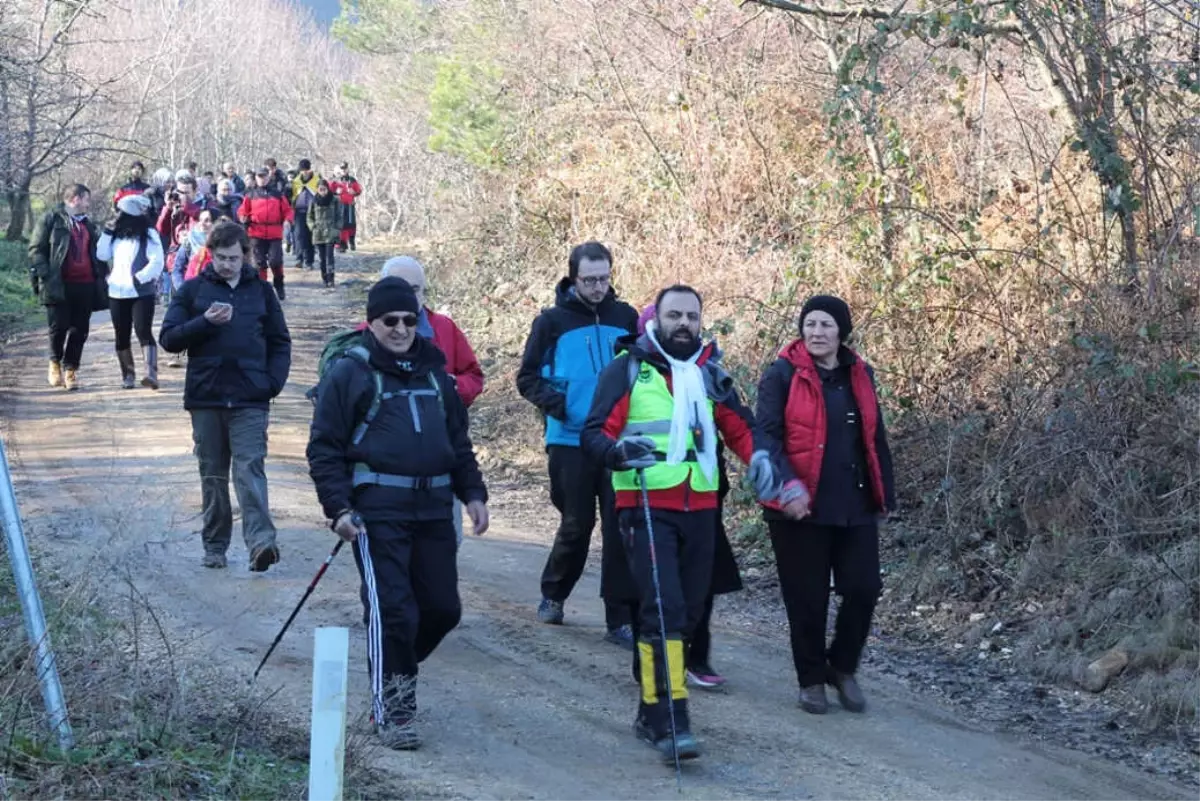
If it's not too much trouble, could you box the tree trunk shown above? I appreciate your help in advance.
[5,181,30,240]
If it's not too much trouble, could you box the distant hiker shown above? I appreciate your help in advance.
[308,179,342,288]
[330,162,362,252]
[633,304,743,691]
[113,160,151,208]
[516,241,639,647]
[239,167,294,299]
[222,161,246,195]
[290,159,321,270]
[755,295,895,715]
[147,168,174,218]
[96,194,165,391]
[264,158,290,198]
[581,284,779,763]
[198,171,217,198]
[179,209,215,282]
[157,174,208,300]
[28,183,105,392]
[380,256,485,546]
[306,276,489,750]
[212,179,242,222]
[160,220,291,572]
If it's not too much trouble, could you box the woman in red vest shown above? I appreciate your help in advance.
[756,295,895,716]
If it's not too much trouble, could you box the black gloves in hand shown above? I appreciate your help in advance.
[607,435,657,471]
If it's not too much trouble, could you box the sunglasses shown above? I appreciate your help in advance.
[380,313,418,329]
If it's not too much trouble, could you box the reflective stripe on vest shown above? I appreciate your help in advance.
[612,363,717,494]
[352,463,452,490]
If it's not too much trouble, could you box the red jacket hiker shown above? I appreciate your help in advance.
[238,187,293,240]
[356,308,484,407]
[757,338,894,517]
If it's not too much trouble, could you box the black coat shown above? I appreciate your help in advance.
[306,332,488,524]
[159,264,292,411]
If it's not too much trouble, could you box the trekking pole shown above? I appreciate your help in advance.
[637,469,683,791]
[252,538,345,683]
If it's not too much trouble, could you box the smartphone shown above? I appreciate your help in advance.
[210,301,232,313]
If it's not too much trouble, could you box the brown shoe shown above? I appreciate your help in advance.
[249,544,280,573]
[48,360,63,388]
[798,684,829,715]
[63,368,79,391]
[828,669,866,713]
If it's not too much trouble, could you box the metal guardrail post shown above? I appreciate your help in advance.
[0,437,73,751]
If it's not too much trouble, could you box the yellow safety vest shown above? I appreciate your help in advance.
[611,360,718,495]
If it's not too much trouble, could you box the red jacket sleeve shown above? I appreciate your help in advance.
[237,197,251,223]
[156,205,174,242]
[713,389,758,466]
[435,314,485,407]
[349,180,362,196]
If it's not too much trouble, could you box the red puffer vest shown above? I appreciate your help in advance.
[767,339,887,512]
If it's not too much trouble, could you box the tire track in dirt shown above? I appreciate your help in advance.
[0,260,1190,800]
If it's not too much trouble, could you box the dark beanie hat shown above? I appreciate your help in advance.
[367,277,420,321]
[800,295,853,342]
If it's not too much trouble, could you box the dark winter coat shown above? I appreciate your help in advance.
[27,205,105,306]
[158,264,292,411]
[516,278,639,447]
[307,196,342,244]
[756,340,895,527]
[306,332,488,524]
[212,195,242,222]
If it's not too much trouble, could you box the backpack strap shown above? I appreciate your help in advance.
[626,353,640,389]
[347,347,384,446]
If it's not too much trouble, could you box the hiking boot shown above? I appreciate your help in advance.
[63,368,79,392]
[249,544,280,572]
[536,598,564,625]
[140,344,159,390]
[604,624,635,651]
[48,360,63,388]
[828,669,866,713]
[273,275,286,301]
[202,552,227,569]
[633,707,655,745]
[798,684,829,715]
[654,731,701,763]
[377,718,421,750]
[686,664,727,691]
[117,349,137,389]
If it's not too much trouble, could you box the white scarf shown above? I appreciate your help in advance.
[645,321,717,482]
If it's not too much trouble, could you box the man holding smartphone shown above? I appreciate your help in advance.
[160,220,292,571]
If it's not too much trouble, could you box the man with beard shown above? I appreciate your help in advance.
[516,242,639,648]
[113,161,151,208]
[581,284,779,763]
[330,162,362,252]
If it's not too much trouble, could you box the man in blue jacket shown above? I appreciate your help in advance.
[516,242,638,645]
[160,220,292,572]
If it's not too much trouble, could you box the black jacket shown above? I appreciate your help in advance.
[306,332,488,523]
[756,349,896,526]
[158,264,292,411]
[516,278,638,446]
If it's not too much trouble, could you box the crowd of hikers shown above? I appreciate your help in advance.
[28,167,894,767]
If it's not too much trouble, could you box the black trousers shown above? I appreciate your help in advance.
[294,213,314,265]
[619,508,715,639]
[768,519,881,688]
[354,519,461,722]
[109,295,156,350]
[252,238,284,279]
[540,445,631,629]
[316,243,336,282]
[47,282,94,368]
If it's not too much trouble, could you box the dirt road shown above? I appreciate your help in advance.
[0,261,1190,800]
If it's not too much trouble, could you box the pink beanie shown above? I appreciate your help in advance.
[637,304,655,335]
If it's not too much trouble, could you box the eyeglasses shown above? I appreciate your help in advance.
[578,275,611,288]
[380,313,418,329]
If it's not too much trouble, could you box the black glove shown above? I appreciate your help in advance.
[606,435,657,471]
[28,267,39,296]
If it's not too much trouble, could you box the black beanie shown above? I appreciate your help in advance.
[799,295,853,342]
[367,277,419,321]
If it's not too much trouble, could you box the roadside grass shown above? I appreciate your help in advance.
[0,239,39,333]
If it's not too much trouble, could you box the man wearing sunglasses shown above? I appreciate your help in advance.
[516,241,639,648]
[307,276,489,751]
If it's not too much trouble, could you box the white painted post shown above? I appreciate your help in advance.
[308,626,350,801]
[0,437,73,752]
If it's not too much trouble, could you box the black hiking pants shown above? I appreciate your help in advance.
[317,243,336,283]
[540,445,632,629]
[769,519,881,688]
[47,282,94,369]
[294,212,314,266]
[109,295,156,351]
[355,518,461,723]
